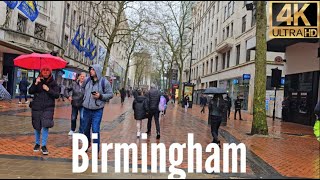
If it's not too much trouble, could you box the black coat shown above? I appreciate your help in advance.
[28,76,60,130]
[19,78,30,92]
[133,96,149,120]
[65,80,85,107]
[147,88,161,111]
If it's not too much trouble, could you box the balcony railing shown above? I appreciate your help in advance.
[216,37,233,53]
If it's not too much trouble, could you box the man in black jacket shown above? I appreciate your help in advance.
[225,94,232,119]
[146,85,161,139]
[234,96,243,120]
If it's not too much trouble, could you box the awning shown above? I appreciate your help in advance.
[0,39,34,54]
[247,37,320,52]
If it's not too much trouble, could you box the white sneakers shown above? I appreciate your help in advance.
[137,132,141,138]
[68,130,74,136]
[25,101,29,103]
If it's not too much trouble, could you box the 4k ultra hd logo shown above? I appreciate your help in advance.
[269,1,320,38]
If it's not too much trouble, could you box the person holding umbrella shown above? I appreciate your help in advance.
[208,94,226,146]
[28,65,60,155]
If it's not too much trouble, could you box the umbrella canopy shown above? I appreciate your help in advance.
[14,53,67,70]
[203,87,227,94]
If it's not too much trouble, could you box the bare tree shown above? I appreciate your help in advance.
[89,1,142,76]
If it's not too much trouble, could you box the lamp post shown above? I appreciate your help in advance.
[188,23,195,83]
[182,23,196,108]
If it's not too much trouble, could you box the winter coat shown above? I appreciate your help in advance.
[133,96,149,120]
[120,89,126,98]
[147,88,161,111]
[226,97,232,108]
[28,76,60,130]
[82,64,113,110]
[209,97,226,117]
[65,80,85,107]
[19,78,30,92]
[234,99,242,110]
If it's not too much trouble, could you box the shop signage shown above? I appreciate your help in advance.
[243,74,251,80]
[233,79,239,85]
[62,69,77,80]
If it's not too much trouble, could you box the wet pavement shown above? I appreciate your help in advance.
[0,97,319,179]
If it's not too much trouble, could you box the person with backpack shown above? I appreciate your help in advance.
[82,64,113,153]
[132,89,149,138]
[163,92,170,116]
[19,76,30,104]
[65,72,86,135]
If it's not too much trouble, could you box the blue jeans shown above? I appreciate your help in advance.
[71,106,84,133]
[34,128,49,146]
[83,108,104,151]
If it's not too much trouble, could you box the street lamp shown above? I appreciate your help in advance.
[182,23,196,108]
[187,23,196,83]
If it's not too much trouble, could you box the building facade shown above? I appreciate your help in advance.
[0,1,130,97]
[186,1,285,114]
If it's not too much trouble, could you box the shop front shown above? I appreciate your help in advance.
[219,77,249,111]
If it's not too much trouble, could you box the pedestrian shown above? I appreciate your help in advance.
[65,72,86,135]
[225,94,232,119]
[200,94,207,114]
[282,97,290,121]
[171,93,176,104]
[18,76,30,104]
[163,92,169,116]
[59,83,65,101]
[82,64,113,153]
[145,84,161,139]
[184,95,190,112]
[133,88,138,99]
[127,89,131,98]
[314,100,320,141]
[28,66,60,155]
[159,94,167,116]
[132,89,149,138]
[208,94,226,145]
[234,96,243,120]
[120,87,126,105]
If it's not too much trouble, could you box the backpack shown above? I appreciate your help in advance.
[159,95,167,111]
[85,77,106,93]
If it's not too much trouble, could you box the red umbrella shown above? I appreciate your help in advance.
[13,53,68,70]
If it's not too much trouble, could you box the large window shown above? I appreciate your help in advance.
[215,56,219,71]
[211,59,214,73]
[242,15,246,33]
[222,53,226,69]
[34,23,46,39]
[65,3,70,23]
[251,8,256,27]
[206,61,209,75]
[17,14,27,33]
[226,50,230,68]
[216,19,218,32]
[236,45,240,65]
[230,22,233,37]
[226,26,229,38]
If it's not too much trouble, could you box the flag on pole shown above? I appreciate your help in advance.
[3,1,18,9]
[17,1,39,22]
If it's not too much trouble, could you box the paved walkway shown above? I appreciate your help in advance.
[0,98,319,178]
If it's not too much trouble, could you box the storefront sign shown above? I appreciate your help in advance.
[243,74,251,80]
[233,79,239,85]
[62,69,77,80]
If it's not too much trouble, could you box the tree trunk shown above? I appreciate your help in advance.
[178,67,183,105]
[123,56,130,89]
[102,42,113,77]
[251,1,268,135]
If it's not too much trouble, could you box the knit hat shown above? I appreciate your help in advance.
[40,65,52,73]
